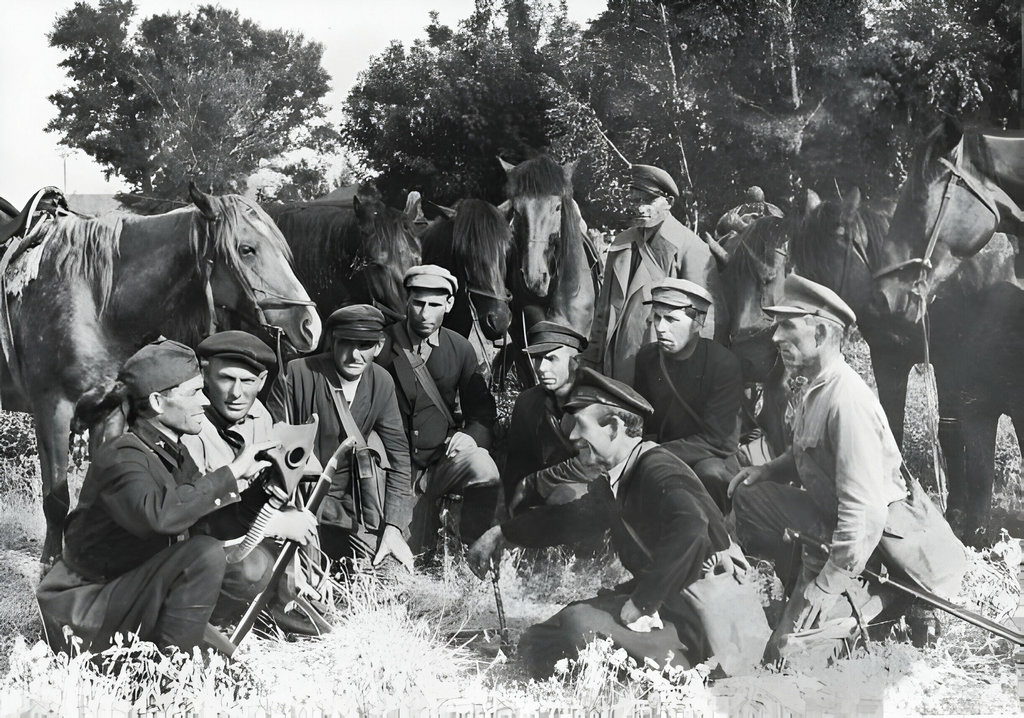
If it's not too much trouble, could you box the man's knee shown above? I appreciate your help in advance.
[187,535,228,581]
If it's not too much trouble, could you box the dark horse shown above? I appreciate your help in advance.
[418,199,513,341]
[500,156,600,342]
[793,187,1022,543]
[265,195,421,325]
[874,117,1024,325]
[0,186,320,564]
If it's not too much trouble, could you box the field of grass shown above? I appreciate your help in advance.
[0,333,1021,714]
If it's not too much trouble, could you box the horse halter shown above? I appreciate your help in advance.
[872,143,1000,302]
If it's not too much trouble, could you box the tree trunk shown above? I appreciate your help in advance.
[784,0,801,109]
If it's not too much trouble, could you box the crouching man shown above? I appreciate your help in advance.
[468,368,762,678]
[729,275,968,661]
[37,339,274,654]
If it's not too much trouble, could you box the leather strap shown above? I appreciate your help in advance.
[396,348,456,427]
[658,349,712,434]
[326,382,366,448]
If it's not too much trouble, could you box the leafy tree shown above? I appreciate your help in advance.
[48,0,336,206]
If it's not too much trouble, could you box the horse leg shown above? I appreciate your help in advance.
[869,346,910,449]
[956,410,999,547]
[35,396,74,566]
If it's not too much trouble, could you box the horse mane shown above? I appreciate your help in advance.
[34,214,123,313]
[722,215,791,285]
[451,199,512,290]
[505,156,572,199]
[790,196,891,281]
[264,202,358,279]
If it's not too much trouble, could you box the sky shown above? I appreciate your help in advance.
[0,0,608,203]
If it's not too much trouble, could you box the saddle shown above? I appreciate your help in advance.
[0,186,68,247]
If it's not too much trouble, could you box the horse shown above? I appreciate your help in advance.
[874,117,1024,325]
[418,199,513,342]
[265,195,421,326]
[793,187,1022,543]
[718,214,792,457]
[500,156,600,342]
[1,185,321,565]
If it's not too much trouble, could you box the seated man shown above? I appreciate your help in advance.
[37,339,274,654]
[634,278,743,512]
[729,275,968,660]
[377,265,500,554]
[503,321,592,515]
[182,330,319,630]
[268,304,414,571]
[469,368,755,678]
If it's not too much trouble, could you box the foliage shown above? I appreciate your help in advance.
[47,0,337,206]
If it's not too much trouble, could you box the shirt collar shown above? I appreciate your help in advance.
[131,418,184,466]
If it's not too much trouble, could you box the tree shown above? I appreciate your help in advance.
[48,0,337,206]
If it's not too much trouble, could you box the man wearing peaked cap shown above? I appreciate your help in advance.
[38,338,277,655]
[468,367,766,679]
[503,321,595,516]
[583,164,727,385]
[268,304,415,571]
[377,263,499,557]
[632,278,744,512]
[728,274,967,665]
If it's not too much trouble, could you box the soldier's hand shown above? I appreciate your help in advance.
[467,526,504,579]
[265,507,318,545]
[620,598,663,632]
[229,440,280,481]
[446,431,477,458]
[727,464,770,498]
[373,524,415,573]
[794,580,841,632]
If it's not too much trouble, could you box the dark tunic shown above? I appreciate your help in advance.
[500,384,577,501]
[267,353,413,532]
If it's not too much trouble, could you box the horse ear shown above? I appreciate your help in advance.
[937,116,965,154]
[498,157,517,174]
[189,181,218,221]
[496,199,513,218]
[352,195,365,219]
[804,189,821,215]
[562,159,579,183]
[430,202,457,220]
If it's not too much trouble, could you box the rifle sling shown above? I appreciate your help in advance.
[396,347,456,427]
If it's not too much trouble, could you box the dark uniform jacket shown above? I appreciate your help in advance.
[62,420,250,582]
[377,322,495,468]
[502,384,577,493]
[634,339,742,466]
[267,353,413,531]
[501,445,730,616]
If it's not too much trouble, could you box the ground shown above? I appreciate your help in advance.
[0,334,1021,715]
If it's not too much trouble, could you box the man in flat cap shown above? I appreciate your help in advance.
[183,330,319,632]
[468,368,760,678]
[728,274,966,663]
[583,164,726,385]
[268,304,415,571]
[37,339,277,654]
[633,278,743,512]
[376,264,500,555]
[502,321,595,515]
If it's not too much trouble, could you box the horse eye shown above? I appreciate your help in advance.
[239,244,256,256]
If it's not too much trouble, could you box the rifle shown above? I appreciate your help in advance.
[225,437,356,653]
[783,528,1024,645]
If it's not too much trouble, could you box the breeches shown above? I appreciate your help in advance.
[211,541,276,626]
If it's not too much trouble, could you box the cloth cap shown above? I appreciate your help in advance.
[523,321,588,355]
[196,331,276,373]
[628,164,679,199]
[326,304,387,341]
[643,278,713,313]
[563,367,654,418]
[764,274,857,327]
[120,338,200,398]
[403,264,458,296]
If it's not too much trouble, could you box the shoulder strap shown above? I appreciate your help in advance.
[658,349,711,434]
[619,515,654,562]
[327,383,366,447]
[396,348,456,427]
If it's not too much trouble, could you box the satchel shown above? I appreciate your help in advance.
[327,385,387,532]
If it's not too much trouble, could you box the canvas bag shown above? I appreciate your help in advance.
[327,388,387,531]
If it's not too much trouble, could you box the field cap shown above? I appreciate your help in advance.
[643,278,713,313]
[628,165,679,199]
[764,274,856,327]
[196,331,276,373]
[523,321,588,355]
[121,338,200,398]
[404,264,458,296]
[327,304,387,341]
[563,367,654,418]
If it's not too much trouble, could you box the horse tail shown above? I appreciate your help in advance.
[73,380,130,444]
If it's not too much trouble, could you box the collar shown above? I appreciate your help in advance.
[131,418,185,466]
[608,440,646,498]
[394,321,440,350]
[801,358,845,398]
[204,404,255,433]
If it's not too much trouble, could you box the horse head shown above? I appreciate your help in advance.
[190,185,322,352]
[351,194,422,321]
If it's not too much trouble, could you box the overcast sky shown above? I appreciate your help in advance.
[0,0,607,203]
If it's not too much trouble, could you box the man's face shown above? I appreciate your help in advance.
[203,358,267,424]
[772,316,821,372]
[331,334,384,381]
[630,188,673,228]
[152,374,209,436]
[406,288,454,339]
[532,346,578,395]
[651,302,702,354]
[568,404,617,467]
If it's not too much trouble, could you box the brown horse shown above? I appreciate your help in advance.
[874,118,1024,324]
[265,196,421,326]
[1,186,320,564]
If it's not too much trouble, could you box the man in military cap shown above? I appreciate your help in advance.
[728,275,967,662]
[183,330,319,630]
[583,164,725,385]
[468,368,750,678]
[503,321,594,514]
[376,264,500,555]
[634,278,743,512]
[37,339,276,654]
[268,304,415,571]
